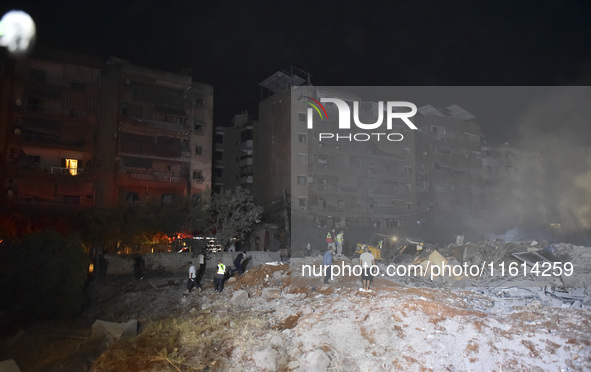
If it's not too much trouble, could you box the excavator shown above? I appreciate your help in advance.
[354,233,399,262]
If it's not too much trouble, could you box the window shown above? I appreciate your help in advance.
[298,154,307,164]
[193,170,204,183]
[161,194,173,205]
[299,197,307,207]
[297,176,307,185]
[192,194,202,205]
[298,113,306,121]
[404,166,412,175]
[28,69,46,83]
[298,134,307,143]
[27,97,41,112]
[65,159,78,176]
[63,195,80,204]
[126,192,139,202]
[27,155,40,164]
[71,82,86,90]
[195,146,203,155]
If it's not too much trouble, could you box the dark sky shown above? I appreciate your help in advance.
[3,0,591,142]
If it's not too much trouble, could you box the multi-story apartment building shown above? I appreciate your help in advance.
[255,72,417,249]
[211,112,254,194]
[0,48,102,207]
[212,126,226,194]
[235,113,254,194]
[97,58,213,208]
[413,105,483,237]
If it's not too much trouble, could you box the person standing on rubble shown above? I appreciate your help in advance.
[323,246,334,284]
[214,259,226,293]
[187,261,201,293]
[231,251,247,276]
[326,230,336,251]
[359,245,376,292]
[197,250,206,279]
[336,230,344,257]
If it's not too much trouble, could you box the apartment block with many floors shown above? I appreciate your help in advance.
[97,58,213,208]
[0,48,102,207]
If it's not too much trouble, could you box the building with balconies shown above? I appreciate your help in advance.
[97,58,213,208]
[413,105,483,237]
[211,112,255,194]
[255,72,417,248]
[0,48,102,207]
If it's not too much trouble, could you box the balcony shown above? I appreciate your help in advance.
[15,163,89,177]
[121,116,190,135]
[240,156,253,166]
[240,175,253,184]
[39,164,84,176]
[119,170,187,186]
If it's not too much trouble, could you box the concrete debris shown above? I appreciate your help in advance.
[265,261,283,266]
[91,319,138,341]
[252,349,278,371]
[261,288,281,300]
[301,349,331,372]
[230,290,250,307]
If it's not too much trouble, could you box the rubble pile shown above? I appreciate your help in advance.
[399,240,591,309]
[2,241,590,371]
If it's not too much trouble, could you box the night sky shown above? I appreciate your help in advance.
[2,0,591,142]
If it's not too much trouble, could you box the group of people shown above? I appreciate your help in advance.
[187,251,248,294]
[323,229,377,292]
[325,229,344,257]
[186,251,207,292]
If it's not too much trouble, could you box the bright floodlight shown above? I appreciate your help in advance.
[0,10,36,55]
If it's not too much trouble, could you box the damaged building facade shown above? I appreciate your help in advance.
[412,105,484,237]
[253,73,550,244]
[255,74,418,248]
[0,49,213,212]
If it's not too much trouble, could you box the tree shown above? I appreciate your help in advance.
[210,187,262,247]
[0,229,88,321]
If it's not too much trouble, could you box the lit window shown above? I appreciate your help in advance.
[66,159,78,176]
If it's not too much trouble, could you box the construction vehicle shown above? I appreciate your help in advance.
[354,233,400,261]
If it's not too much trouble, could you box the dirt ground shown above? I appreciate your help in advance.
[1,255,591,371]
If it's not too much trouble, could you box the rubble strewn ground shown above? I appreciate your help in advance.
[1,241,591,371]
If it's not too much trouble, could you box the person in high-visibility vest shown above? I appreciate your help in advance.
[326,230,336,251]
[214,259,226,293]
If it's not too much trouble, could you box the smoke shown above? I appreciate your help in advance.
[516,87,591,230]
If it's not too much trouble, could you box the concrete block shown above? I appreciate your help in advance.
[230,290,250,307]
[262,288,281,300]
[302,350,330,372]
[92,319,138,340]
